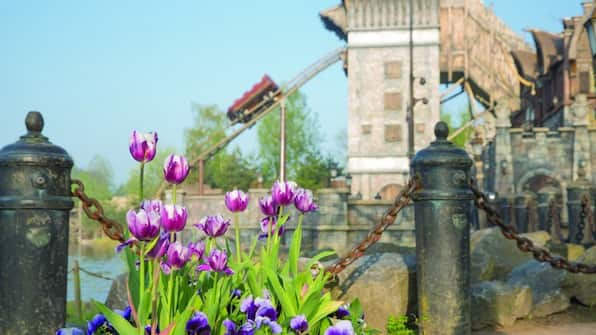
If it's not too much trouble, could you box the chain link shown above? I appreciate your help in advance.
[471,181,596,274]
[71,179,126,243]
[326,177,419,276]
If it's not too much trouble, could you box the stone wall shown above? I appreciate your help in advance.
[175,188,415,256]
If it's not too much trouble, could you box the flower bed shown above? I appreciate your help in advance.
[57,131,370,335]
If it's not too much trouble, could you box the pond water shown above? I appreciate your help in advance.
[67,244,127,303]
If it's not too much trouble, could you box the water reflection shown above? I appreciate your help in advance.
[67,242,127,303]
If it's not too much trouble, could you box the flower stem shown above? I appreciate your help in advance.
[150,259,160,335]
[234,212,241,263]
[139,243,146,335]
[172,184,177,205]
[139,162,145,202]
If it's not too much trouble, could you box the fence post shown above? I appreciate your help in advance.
[0,112,74,334]
[73,260,83,321]
[411,122,473,335]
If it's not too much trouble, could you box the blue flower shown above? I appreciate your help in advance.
[223,319,256,335]
[325,320,354,335]
[290,315,309,333]
[334,305,350,319]
[87,313,113,334]
[186,311,211,335]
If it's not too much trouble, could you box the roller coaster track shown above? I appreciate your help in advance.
[154,47,347,198]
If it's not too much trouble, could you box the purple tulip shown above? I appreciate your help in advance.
[258,195,278,216]
[225,189,249,212]
[141,199,164,215]
[129,131,158,163]
[197,249,234,275]
[127,209,160,241]
[163,154,190,184]
[161,241,191,274]
[186,311,211,335]
[290,315,309,333]
[161,204,187,232]
[294,189,318,213]
[325,321,354,335]
[195,215,230,238]
[189,241,205,260]
[146,232,170,259]
[271,181,297,206]
[258,216,285,240]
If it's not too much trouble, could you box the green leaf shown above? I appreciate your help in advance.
[94,301,138,335]
[310,294,343,325]
[264,268,297,316]
[288,220,302,277]
[144,236,160,256]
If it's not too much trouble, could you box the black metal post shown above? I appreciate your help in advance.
[537,189,557,233]
[514,192,532,233]
[411,122,473,335]
[0,112,74,334]
[567,179,592,245]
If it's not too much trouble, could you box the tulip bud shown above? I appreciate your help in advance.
[161,204,188,233]
[224,189,249,212]
[163,154,190,184]
[129,131,158,163]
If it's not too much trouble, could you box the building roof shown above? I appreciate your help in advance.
[320,3,347,41]
[530,30,565,74]
[510,50,538,80]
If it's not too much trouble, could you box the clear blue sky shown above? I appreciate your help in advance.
[0,1,583,186]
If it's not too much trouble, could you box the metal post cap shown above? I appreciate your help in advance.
[434,121,449,141]
[25,111,44,133]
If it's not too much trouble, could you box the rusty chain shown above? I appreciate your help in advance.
[71,179,126,243]
[471,181,596,274]
[326,177,419,276]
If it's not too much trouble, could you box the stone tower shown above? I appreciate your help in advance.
[321,0,441,199]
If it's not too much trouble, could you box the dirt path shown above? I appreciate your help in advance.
[473,323,596,335]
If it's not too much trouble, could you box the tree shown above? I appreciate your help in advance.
[256,91,330,189]
[184,103,258,191]
[72,155,124,237]
[440,104,473,148]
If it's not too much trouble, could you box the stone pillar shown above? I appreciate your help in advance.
[411,122,473,335]
[493,103,514,196]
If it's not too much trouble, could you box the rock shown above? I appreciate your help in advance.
[562,246,596,306]
[330,252,416,330]
[105,273,129,310]
[471,228,551,282]
[471,281,532,330]
[567,244,586,261]
[507,260,569,317]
